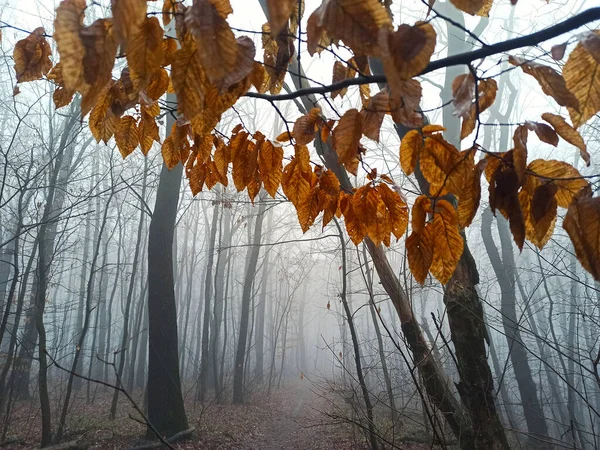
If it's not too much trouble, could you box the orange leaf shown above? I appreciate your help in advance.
[429,200,464,284]
[111,0,147,51]
[406,224,434,284]
[292,108,322,145]
[563,194,600,281]
[266,0,298,35]
[524,159,589,208]
[162,135,180,170]
[449,0,493,16]
[360,91,389,142]
[379,22,436,81]
[258,140,284,198]
[333,109,363,175]
[138,113,160,155]
[379,184,409,240]
[171,37,206,120]
[230,131,258,191]
[509,56,579,111]
[541,113,590,166]
[13,27,52,83]
[306,0,391,57]
[420,134,461,196]
[400,129,422,175]
[127,17,165,91]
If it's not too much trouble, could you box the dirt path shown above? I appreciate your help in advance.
[241,383,362,450]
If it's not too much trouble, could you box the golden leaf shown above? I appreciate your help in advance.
[340,192,368,245]
[189,161,207,195]
[171,37,206,120]
[449,0,493,16]
[127,17,165,91]
[54,0,87,91]
[379,183,409,240]
[193,133,213,164]
[332,109,363,175]
[282,146,314,230]
[258,140,284,198]
[111,0,147,51]
[519,185,557,249]
[388,79,423,128]
[89,90,117,144]
[524,159,589,208]
[293,107,322,145]
[262,22,293,94]
[186,0,255,91]
[563,194,600,281]
[316,169,340,228]
[13,27,52,83]
[406,224,434,284]
[429,200,464,284]
[379,22,436,81]
[457,158,485,228]
[360,91,389,142]
[230,131,258,192]
[138,113,160,156]
[266,0,297,35]
[399,129,422,175]
[162,0,176,27]
[213,137,230,185]
[420,134,461,196]
[509,56,579,111]
[162,135,180,170]
[564,32,600,128]
[541,113,590,166]
[306,0,392,57]
[115,115,139,159]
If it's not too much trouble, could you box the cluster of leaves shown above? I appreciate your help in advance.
[10,0,600,284]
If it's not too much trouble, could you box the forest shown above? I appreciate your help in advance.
[1,0,600,448]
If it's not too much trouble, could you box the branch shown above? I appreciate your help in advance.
[246,7,600,102]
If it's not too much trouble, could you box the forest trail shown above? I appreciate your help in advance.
[238,383,354,450]
[192,381,366,449]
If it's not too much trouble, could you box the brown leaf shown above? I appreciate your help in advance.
[331,60,357,99]
[564,33,600,128]
[111,0,147,51]
[399,129,422,175]
[171,37,206,120]
[509,56,579,111]
[420,134,461,197]
[430,200,464,284]
[258,140,284,198]
[525,121,559,146]
[115,115,139,159]
[306,0,392,57]
[360,91,389,142]
[388,79,423,128]
[551,42,568,61]
[406,224,434,284]
[449,0,493,16]
[541,113,590,166]
[293,108,322,145]
[332,109,363,175]
[138,113,160,156]
[13,27,52,83]
[379,22,436,81]
[127,17,164,91]
[524,159,589,208]
[266,0,297,35]
[563,194,600,281]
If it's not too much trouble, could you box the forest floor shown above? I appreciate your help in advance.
[2,380,433,449]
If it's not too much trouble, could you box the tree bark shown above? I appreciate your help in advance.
[146,97,188,438]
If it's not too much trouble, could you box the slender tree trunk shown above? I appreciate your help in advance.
[481,210,549,444]
[111,158,148,418]
[56,187,114,440]
[198,198,219,402]
[233,197,267,403]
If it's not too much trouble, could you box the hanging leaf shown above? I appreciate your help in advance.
[258,139,284,197]
[138,113,160,156]
[171,37,206,120]
[127,17,165,91]
[306,0,392,56]
[230,131,258,192]
[509,56,579,110]
[388,79,424,128]
[331,60,357,99]
[523,159,589,208]
[332,109,363,175]
[399,129,423,175]
[379,22,436,81]
[420,134,461,196]
[293,107,322,145]
[379,183,409,240]
[360,91,389,142]
[564,32,600,128]
[13,27,52,83]
[541,113,590,166]
[563,193,600,281]
[266,0,297,35]
[111,0,147,51]
[429,200,464,284]
[406,225,434,284]
[524,121,559,147]
[449,0,493,16]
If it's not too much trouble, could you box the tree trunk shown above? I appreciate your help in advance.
[146,98,188,437]
[233,196,266,403]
